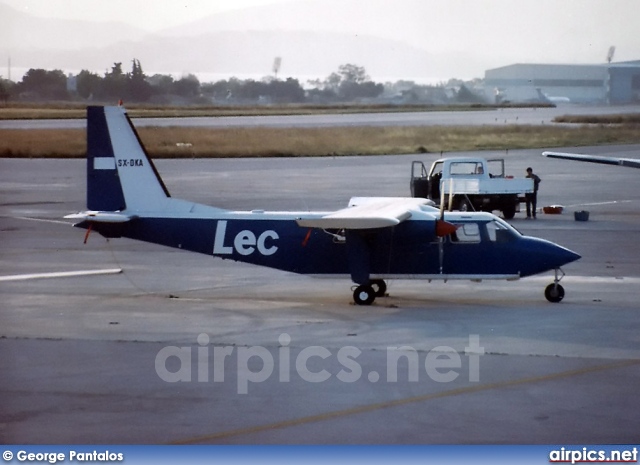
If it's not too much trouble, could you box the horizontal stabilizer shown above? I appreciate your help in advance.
[64,211,135,223]
[296,197,433,230]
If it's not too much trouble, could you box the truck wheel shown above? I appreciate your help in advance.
[502,203,516,219]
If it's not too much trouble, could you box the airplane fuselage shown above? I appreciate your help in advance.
[80,210,577,281]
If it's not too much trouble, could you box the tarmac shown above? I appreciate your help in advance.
[1,144,640,444]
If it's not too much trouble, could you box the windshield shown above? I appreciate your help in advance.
[486,218,521,242]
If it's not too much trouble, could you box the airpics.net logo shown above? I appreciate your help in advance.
[155,334,484,394]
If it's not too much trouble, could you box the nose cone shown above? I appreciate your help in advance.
[556,246,582,266]
[519,238,581,277]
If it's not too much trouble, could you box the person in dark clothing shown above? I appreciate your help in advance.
[525,167,541,219]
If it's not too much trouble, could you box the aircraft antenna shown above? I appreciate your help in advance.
[607,46,616,64]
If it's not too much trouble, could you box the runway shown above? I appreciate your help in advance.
[1,144,640,443]
[2,104,640,130]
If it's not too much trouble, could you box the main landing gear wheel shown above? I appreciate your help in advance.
[370,279,387,297]
[353,284,376,306]
[545,268,566,303]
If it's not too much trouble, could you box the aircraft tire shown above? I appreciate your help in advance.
[544,283,565,303]
[353,285,376,306]
[370,279,387,297]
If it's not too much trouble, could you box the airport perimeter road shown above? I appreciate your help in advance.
[2,104,640,130]
[1,146,640,443]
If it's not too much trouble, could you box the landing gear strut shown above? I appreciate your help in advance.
[353,279,387,305]
[545,268,566,303]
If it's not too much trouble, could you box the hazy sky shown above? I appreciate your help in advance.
[2,0,639,82]
[4,0,639,62]
[3,0,290,30]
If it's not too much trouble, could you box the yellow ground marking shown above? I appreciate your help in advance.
[172,358,640,444]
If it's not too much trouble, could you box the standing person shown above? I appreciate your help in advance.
[525,167,541,219]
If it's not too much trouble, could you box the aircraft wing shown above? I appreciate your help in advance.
[542,151,640,169]
[64,211,136,223]
[296,197,434,229]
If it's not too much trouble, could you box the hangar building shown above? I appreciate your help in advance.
[484,61,640,104]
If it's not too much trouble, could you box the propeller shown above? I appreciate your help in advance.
[436,176,458,236]
[436,220,458,237]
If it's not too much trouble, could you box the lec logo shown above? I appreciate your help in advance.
[213,220,279,256]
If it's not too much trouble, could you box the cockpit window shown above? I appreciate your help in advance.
[487,219,519,242]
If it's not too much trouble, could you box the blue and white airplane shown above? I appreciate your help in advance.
[66,106,581,305]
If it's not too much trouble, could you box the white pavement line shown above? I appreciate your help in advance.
[0,268,123,282]
[525,275,640,284]
[564,200,633,208]
[12,216,72,225]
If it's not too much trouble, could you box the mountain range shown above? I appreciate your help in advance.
[2,0,638,84]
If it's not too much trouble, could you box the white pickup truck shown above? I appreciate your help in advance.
[410,157,533,219]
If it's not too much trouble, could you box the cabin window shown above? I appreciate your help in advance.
[450,222,480,243]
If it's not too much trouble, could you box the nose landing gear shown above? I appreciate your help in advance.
[545,268,566,303]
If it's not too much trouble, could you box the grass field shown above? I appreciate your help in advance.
[0,103,502,120]
[2,124,639,158]
[1,103,638,158]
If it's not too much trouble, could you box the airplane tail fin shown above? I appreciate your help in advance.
[86,106,171,212]
[535,88,552,104]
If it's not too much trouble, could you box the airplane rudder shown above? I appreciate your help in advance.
[86,106,126,211]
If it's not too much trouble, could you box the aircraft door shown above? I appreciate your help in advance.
[442,221,487,275]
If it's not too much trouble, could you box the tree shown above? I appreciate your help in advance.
[18,69,68,100]
[100,62,127,100]
[0,79,14,104]
[172,74,200,98]
[454,84,486,104]
[267,78,305,103]
[148,74,175,95]
[128,58,152,102]
[201,80,230,100]
[76,70,101,99]
[338,80,384,100]
[317,64,383,102]
[337,64,368,85]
